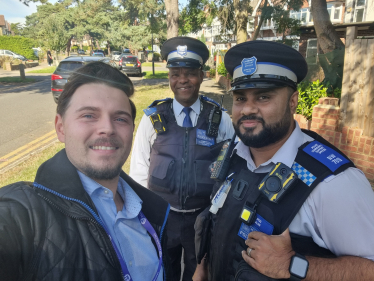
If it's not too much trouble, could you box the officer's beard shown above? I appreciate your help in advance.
[233,106,293,148]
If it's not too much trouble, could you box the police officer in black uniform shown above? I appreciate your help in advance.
[130,37,234,280]
[193,41,374,281]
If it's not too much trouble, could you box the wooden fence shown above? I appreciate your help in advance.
[340,26,374,137]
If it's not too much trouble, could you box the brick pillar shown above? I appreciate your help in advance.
[310,97,340,143]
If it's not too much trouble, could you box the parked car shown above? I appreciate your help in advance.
[111,51,121,61]
[51,56,118,103]
[0,49,27,61]
[122,48,131,54]
[119,56,142,76]
[91,49,105,56]
[77,49,85,55]
[92,52,104,57]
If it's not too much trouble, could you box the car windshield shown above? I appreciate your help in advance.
[93,53,104,57]
[56,61,84,72]
[123,57,137,63]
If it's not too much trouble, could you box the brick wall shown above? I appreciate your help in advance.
[301,97,374,182]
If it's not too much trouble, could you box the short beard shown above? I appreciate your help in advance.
[80,163,122,181]
[233,106,293,148]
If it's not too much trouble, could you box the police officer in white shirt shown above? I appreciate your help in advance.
[130,37,234,281]
[193,40,374,281]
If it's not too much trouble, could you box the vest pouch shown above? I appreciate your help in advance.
[193,160,216,197]
[148,155,176,193]
[235,260,277,281]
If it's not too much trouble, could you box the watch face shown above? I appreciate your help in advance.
[290,256,308,278]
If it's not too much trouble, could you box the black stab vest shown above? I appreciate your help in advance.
[148,99,225,210]
[208,130,354,281]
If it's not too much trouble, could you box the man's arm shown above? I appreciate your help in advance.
[242,229,374,280]
[129,114,155,187]
[217,111,235,143]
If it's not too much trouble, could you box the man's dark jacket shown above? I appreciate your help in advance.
[0,149,171,281]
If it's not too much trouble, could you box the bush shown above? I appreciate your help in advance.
[0,36,38,60]
[296,80,328,120]
[209,68,216,77]
[153,52,161,61]
[82,46,89,52]
[202,65,210,71]
[217,62,228,76]
[71,45,78,51]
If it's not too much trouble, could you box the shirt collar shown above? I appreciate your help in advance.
[77,171,143,219]
[235,121,314,171]
[173,97,201,117]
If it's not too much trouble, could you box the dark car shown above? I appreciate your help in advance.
[51,56,118,103]
[90,49,105,56]
[119,56,142,76]
[77,49,85,55]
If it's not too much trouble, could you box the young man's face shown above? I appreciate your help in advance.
[168,67,204,107]
[55,83,134,180]
[232,87,298,148]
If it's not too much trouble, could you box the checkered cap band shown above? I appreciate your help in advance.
[291,162,316,187]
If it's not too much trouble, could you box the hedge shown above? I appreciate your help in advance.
[0,36,38,60]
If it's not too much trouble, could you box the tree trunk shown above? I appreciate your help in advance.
[65,35,73,57]
[165,0,179,38]
[311,0,345,89]
[251,0,268,41]
[311,0,344,53]
[235,0,249,43]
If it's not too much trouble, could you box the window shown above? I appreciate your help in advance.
[306,39,318,64]
[354,0,366,22]
[301,8,308,24]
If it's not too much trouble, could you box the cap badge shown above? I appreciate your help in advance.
[177,45,188,57]
[241,57,257,75]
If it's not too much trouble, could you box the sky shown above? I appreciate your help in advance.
[0,0,59,25]
[0,0,189,25]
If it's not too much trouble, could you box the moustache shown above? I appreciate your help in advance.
[89,137,122,148]
[237,115,265,125]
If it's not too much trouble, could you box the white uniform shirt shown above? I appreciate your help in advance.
[130,98,235,188]
[234,122,374,261]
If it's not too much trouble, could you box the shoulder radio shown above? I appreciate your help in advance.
[210,133,236,182]
[206,95,224,137]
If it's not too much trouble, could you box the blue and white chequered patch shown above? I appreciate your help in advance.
[291,162,316,187]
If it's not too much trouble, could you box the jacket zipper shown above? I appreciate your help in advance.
[181,128,190,209]
[34,183,126,281]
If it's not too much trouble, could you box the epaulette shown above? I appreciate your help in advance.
[143,98,173,116]
[200,95,227,111]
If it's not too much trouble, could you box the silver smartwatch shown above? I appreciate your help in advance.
[289,253,309,280]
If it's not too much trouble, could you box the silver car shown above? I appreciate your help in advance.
[111,51,121,61]
[0,49,27,61]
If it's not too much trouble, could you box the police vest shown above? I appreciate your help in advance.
[208,130,354,281]
[146,98,225,210]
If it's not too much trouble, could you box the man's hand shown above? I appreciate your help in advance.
[242,228,295,279]
[192,256,209,281]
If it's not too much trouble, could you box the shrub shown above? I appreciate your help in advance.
[0,36,38,60]
[202,65,210,71]
[209,68,216,77]
[71,45,79,51]
[296,80,328,120]
[153,52,161,61]
[82,46,89,52]
[217,62,228,76]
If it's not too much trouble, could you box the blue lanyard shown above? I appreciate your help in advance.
[102,211,163,281]
[33,182,163,281]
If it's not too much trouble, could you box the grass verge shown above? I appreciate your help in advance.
[0,77,36,83]
[142,62,164,67]
[27,66,56,73]
[143,71,168,79]
[0,84,173,186]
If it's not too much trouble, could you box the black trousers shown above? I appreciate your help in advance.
[167,210,200,281]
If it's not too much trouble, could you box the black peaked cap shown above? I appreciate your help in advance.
[225,41,308,85]
[161,36,209,68]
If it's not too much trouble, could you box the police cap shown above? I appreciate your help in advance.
[225,41,308,91]
[161,36,209,69]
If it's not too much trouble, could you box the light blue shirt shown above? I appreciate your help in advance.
[78,171,163,281]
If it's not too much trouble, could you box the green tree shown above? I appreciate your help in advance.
[10,23,23,36]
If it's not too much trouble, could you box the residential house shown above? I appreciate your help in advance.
[0,15,12,36]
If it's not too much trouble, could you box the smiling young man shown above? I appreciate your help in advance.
[193,41,374,281]
[0,62,170,281]
[130,37,234,280]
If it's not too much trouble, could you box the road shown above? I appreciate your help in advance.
[0,68,161,160]
[0,75,56,158]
